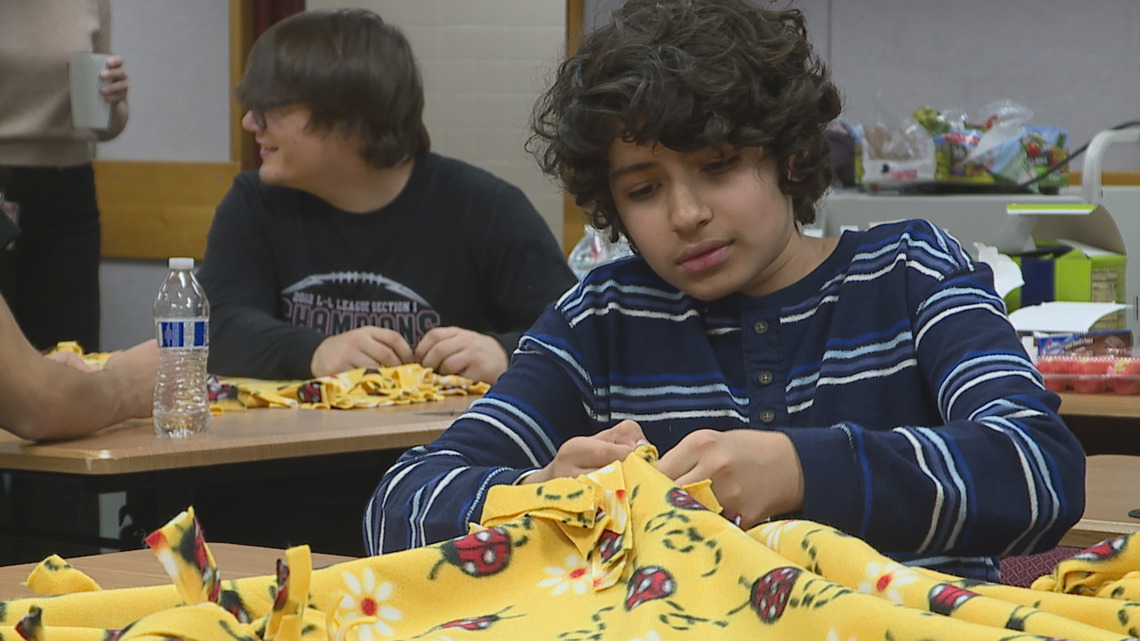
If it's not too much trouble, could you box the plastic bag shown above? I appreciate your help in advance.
[857,99,1068,192]
[567,225,633,279]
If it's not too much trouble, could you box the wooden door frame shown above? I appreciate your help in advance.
[95,1,252,261]
[229,0,256,170]
[562,0,586,255]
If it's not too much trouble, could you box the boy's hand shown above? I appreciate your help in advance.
[311,326,414,377]
[415,326,508,384]
[523,420,647,484]
[656,429,804,529]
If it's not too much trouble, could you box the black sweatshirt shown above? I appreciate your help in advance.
[197,154,577,380]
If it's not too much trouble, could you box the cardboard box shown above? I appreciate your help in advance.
[1052,240,1126,306]
[1036,330,1132,357]
[998,204,1127,330]
[1005,245,1067,309]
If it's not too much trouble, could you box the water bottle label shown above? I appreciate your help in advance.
[158,320,208,348]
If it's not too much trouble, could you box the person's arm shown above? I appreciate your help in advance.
[0,298,158,441]
[363,311,591,554]
[198,177,326,379]
[787,258,1084,558]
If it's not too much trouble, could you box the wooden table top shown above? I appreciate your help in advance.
[1060,454,1140,548]
[0,542,354,600]
[1058,392,1140,419]
[0,395,475,476]
[0,387,1122,477]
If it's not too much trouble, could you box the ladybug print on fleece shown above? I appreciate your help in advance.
[666,487,709,511]
[206,375,238,402]
[429,526,523,579]
[14,605,44,641]
[427,607,521,634]
[750,566,802,624]
[625,566,676,610]
[1072,535,1128,563]
[928,583,978,616]
[597,527,624,564]
[646,487,712,533]
[297,380,323,404]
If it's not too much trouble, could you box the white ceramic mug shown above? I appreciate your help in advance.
[69,53,113,130]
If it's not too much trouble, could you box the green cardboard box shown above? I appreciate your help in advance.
[1054,241,1125,303]
[1001,204,1127,330]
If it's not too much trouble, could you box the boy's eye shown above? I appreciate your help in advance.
[705,155,740,172]
[627,184,656,200]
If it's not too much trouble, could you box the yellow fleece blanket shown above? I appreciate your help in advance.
[1,446,1138,641]
[49,342,490,413]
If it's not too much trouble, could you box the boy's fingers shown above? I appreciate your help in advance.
[599,419,648,447]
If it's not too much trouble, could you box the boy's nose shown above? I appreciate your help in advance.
[241,110,261,132]
[669,184,711,231]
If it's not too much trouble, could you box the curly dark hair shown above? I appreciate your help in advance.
[237,8,430,168]
[529,0,842,241]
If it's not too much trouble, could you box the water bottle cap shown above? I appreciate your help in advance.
[168,257,195,270]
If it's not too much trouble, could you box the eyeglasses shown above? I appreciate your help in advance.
[248,100,301,130]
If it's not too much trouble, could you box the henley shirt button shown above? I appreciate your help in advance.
[753,320,769,334]
[758,371,774,385]
[759,409,776,424]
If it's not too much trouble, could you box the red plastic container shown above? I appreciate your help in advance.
[1035,355,1140,395]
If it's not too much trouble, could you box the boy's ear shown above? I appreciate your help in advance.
[786,153,806,182]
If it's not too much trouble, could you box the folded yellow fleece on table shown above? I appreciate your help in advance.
[1,446,1138,641]
[204,364,489,412]
[48,341,489,413]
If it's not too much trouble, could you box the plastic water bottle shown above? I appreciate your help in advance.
[153,257,211,437]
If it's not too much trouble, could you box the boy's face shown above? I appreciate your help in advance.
[608,140,805,300]
[242,103,364,195]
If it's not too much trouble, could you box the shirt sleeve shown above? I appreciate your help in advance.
[785,247,1084,560]
[363,308,588,555]
[198,176,326,379]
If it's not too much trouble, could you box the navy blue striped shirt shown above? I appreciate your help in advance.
[364,219,1085,580]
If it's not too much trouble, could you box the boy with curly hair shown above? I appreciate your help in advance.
[364,0,1084,582]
